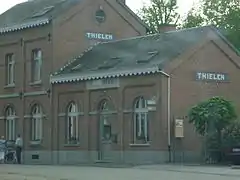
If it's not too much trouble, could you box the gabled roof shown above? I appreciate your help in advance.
[0,0,149,34]
[0,0,82,34]
[51,26,226,84]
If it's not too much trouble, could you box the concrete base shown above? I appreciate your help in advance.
[23,150,201,165]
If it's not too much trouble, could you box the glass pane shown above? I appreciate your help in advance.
[34,60,40,81]
[101,101,109,111]
[103,124,111,140]
[32,119,36,140]
[135,113,140,138]
[39,118,42,140]
[10,63,14,84]
[135,99,140,108]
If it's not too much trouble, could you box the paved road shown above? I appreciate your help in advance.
[0,164,239,180]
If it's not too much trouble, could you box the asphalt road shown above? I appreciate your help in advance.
[0,164,239,180]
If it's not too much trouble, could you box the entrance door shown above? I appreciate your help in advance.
[98,100,113,161]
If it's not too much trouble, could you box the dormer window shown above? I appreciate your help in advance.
[32,6,54,18]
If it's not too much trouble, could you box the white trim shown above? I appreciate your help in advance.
[58,112,84,117]
[6,54,15,85]
[129,143,150,147]
[0,19,50,34]
[50,67,160,84]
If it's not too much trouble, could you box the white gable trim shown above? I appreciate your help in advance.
[0,18,50,34]
[50,67,161,84]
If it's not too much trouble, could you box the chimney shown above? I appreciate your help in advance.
[158,24,177,33]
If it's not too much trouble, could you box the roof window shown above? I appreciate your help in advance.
[98,58,121,70]
[32,6,54,18]
[136,51,159,64]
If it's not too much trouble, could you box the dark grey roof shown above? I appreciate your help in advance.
[51,26,225,84]
[0,0,81,33]
[0,0,148,34]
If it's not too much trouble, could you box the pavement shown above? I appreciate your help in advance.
[0,164,240,180]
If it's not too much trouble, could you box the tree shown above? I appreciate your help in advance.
[189,96,237,136]
[181,0,240,50]
[138,0,180,33]
[222,120,240,147]
[181,6,205,28]
[188,96,237,162]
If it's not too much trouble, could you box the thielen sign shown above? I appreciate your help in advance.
[86,32,113,41]
[196,72,228,82]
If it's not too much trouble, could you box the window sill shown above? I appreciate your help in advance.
[129,143,151,147]
[63,143,80,147]
[4,84,15,89]
[29,81,42,86]
[30,140,42,146]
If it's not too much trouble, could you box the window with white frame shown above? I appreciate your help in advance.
[5,107,16,140]
[6,54,15,85]
[66,102,79,144]
[32,49,42,82]
[31,104,43,141]
[133,97,149,144]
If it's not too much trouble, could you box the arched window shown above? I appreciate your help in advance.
[5,106,16,140]
[66,102,79,144]
[133,97,149,143]
[31,104,43,141]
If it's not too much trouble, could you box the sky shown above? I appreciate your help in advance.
[0,0,198,16]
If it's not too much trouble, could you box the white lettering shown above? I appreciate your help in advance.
[97,33,101,39]
[213,74,217,80]
[202,73,207,79]
[219,74,224,80]
[208,73,213,80]
[196,72,226,81]
[86,32,91,38]
[197,73,202,80]
[108,34,113,40]
[86,32,113,40]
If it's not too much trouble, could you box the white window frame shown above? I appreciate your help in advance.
[31,104,43,141]
[5,107,16,141]
[67,103,79,144]
[133,97,149,144]
[6,54,15,85]
[32,49,42,82]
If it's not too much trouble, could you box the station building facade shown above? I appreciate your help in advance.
[0,0,148,164]
[49,26,240,164]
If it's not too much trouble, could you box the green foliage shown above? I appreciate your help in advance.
[222,120,240,147]
[138,0,180,33]
[181,0,240,50]
[181,7,205,29]
[188,97,237,136]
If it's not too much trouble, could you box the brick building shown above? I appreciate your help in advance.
[50,26,240,164]
[0,0,148,164]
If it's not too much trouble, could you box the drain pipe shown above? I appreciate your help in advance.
[159,70,171,163]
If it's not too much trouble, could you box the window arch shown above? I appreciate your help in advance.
[66,102,79,144]
[133,97,149,143]
[31,104,43,141]
[5,106,16,140]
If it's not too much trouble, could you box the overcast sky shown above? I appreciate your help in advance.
[0,0,198,16]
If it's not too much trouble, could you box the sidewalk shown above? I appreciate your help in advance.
[0,164,240,180]
[134,164,240,177]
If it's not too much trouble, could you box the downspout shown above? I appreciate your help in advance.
[159,70,171,162]
[21,38,26,163]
